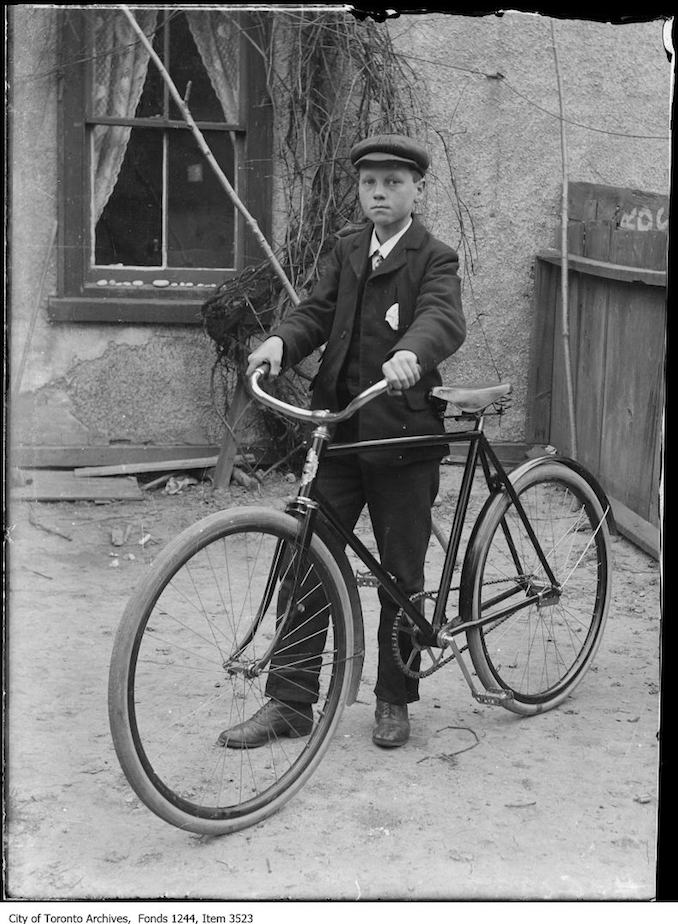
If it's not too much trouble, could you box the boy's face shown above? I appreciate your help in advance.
[358,164,424,239]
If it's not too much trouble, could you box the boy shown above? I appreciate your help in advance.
[218,134,466,749]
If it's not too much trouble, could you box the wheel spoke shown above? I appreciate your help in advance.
[464,464,610,714]
[109,511,353,834]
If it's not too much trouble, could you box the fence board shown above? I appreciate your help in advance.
[584,221,612,261]
[525,259,558,443]
[611,227,667,271]
[12,471,143,502]
[549,287,571,455]
[536,250,666,286]
[527,183,666,557]
[599,281,664,523]
[567,221,585,255]
[568,184,599,222]
[574,276,608,479]
[568,181,669,229]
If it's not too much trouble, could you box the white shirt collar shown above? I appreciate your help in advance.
[369,218,413,261]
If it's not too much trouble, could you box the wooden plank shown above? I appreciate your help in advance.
[567,221,585,256]
[12,444,222,469]
[598,280,665,521]
[72,454,253,478]
[525,259,557,443]
[12,470,143,502]
[610,227,667,271]
[537,250,667,287]
[47,297,207,325]
[568,181,669,229]
[608,231,665,526]
[583,221,612,261]
[568,183,600,222]
[549,281,575,456]
[574,274,608,479]
[610,496,660,560]
[73,456,220,478]
[213,378,252,489]
[638,231,668,272]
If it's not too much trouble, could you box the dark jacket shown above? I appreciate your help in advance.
[275,219,466,462]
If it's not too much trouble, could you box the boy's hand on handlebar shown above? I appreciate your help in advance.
[382,350,421,393]
[246,337,284,378]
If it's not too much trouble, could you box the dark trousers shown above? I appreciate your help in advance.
[266,421,440,706]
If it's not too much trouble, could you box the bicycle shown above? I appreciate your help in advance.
[108,368,614,835]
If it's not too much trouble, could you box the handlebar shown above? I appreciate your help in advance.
[246,366,389,425]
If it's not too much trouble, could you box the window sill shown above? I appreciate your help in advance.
[47,296,211,325]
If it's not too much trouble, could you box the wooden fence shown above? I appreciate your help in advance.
[527,182,667,558]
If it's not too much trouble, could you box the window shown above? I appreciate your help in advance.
[50,8,272,323]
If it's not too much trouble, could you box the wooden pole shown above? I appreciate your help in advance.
[551,21,578,460]
[119,5,300,308]
[213,375,252,489]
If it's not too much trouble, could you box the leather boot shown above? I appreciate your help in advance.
[372,699,410,748]
[217,699,313,749]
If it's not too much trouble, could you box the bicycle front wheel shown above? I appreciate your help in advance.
[461,461,612,715]
[108,507,354,835]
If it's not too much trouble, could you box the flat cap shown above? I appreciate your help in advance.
[350,134,429,176]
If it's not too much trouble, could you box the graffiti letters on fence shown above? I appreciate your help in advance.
[618,206,669,233]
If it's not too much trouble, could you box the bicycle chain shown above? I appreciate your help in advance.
[391,578,527,680]
[391,591,463,679]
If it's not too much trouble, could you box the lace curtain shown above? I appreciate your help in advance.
[91,9,158,223]
[186,11,240,124]
[91,10,240,226]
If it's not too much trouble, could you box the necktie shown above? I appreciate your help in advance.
[372,251,384,271]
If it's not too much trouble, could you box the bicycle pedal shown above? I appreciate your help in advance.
[355,571,380,588]
[474,688,514,706]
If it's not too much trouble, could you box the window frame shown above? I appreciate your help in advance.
[49,8,272,324]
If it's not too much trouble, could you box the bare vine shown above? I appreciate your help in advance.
[202,9,477,470]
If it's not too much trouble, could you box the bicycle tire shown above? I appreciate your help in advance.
[108,507,354,835]
[460,461,612,715]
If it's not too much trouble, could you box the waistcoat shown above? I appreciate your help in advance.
[342,259,372,396]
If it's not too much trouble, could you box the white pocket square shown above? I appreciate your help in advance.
[385,303,399,331]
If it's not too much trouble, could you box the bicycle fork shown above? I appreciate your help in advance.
[224,425,331,679]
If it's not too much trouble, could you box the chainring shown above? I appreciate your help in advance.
[391,591,460,679]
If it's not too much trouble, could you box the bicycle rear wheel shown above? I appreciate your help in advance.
[461,461,612,715]
[108,507,353,835]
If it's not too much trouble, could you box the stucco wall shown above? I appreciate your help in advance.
[388,11,671,440]
[9,6,224,453]
[8,8,671,454]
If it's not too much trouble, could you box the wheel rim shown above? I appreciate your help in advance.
[122,525,347,823]
[476,475,609,703]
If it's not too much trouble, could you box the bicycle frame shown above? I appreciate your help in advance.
[285,412,559,651]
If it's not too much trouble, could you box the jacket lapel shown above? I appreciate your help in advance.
[370,220,427,278]
[348,226,372,279]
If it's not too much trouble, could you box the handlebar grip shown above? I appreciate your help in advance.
[254,361,271,377]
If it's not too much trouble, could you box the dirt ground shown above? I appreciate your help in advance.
[5,464,662,902]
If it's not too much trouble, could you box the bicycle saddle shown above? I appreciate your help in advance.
[430,383,513,413]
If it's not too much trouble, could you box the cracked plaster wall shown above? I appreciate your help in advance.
[8,7,225,452]
[389,12,670,441]
[9,9,671,453]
